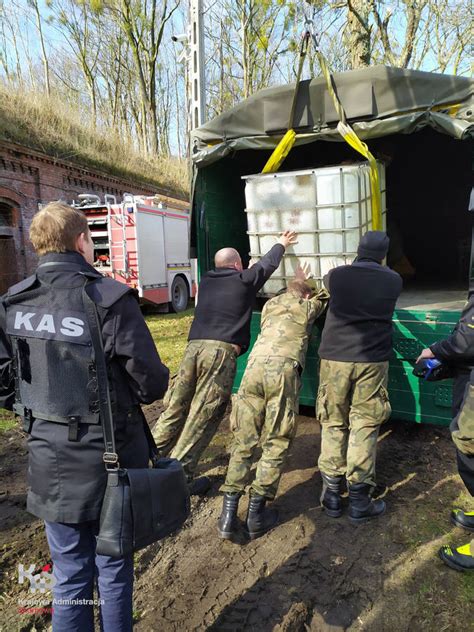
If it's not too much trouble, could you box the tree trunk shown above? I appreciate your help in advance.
[347,0,371,68]
[32,0,51,96]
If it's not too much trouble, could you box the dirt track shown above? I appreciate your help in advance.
[1,408,473,631]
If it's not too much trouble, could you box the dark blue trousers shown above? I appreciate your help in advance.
[44,521,133,632]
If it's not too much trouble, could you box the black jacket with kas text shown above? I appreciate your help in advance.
[0,251,169,523]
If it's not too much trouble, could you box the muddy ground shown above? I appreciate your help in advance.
[1,406,473,631]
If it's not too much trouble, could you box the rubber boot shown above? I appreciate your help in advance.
[245,495,279,540]
[189,476,212,496]
[348,482,386,524]
[217,493,240,540]
[451,509,474,533]
[439,542,474,572]
[320,472,344,518]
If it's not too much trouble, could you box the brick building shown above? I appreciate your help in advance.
[0,140,180,294]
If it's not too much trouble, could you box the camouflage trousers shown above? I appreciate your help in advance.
[452,376,474,557]
[317,359,391,488]
[451,381,474,457]
[152,340,237,481]
[221,356,301,500]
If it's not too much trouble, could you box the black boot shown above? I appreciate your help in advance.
[189,476,212,496]
[348,483,386,524]
[245,494,279,540]
[217,493,240,540]
[320,472,344,518]
[451,509,474,533]
[439,542,474,572]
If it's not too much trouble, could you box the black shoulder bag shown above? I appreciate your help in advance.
[83,286,190,558]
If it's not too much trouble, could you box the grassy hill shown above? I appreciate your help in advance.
[0,86,188,198]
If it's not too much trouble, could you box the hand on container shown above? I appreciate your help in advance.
[416,347,435,363]
[295,262,312,281]
[278,230,298,249]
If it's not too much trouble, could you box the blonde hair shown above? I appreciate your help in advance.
[30,202,89,256]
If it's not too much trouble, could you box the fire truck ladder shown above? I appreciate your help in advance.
[119,195,132,277]
[108,195,130,277]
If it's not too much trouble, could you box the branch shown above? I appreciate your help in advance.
[346,0,371,33]
[399,0,427,68]
[368,0,394,64]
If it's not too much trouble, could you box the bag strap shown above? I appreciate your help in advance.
[141,413,160,467]
[82,284,119,470]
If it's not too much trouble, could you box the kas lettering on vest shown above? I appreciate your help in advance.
[7,307,88,342]
[6,295,99,428]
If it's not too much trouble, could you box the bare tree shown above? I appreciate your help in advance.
[430,0,470,74]
[95,0,180,155]
[49,0,102,124]
[28,0,51,94]
[0,0,470,164]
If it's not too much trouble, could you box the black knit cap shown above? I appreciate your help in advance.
[357,231,389,262]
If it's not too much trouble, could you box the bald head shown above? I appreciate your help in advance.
[214,247,242,270]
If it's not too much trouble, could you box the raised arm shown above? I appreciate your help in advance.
[242,230,297,292]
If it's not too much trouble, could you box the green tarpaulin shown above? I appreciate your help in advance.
[191,66,473,168]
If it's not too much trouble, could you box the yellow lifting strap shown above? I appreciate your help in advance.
[316,51,382,231]
[262,35,382,231]
[261,129,296,174]
[261,31,310,175]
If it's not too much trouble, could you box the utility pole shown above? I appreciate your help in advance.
[172,0,206,153]
[189,0,206,130]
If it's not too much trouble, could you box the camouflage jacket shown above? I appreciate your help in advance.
[249,288,329,368]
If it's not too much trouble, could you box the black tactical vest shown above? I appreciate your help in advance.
[4,268,100,438]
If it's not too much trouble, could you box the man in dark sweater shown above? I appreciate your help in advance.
[152,231,296,494]
[317,231,402,523]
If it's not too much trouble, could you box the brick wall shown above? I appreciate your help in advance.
[0,140,182,293]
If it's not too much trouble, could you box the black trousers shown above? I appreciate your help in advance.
[452,373,474,498]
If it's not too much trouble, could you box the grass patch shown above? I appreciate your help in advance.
[405,482,474,627]
[460,572,474,605]
[0,410,16,433]
[145,308,195,374]
[0,85,188,198]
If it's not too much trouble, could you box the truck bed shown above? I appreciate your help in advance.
[396,285,467,312]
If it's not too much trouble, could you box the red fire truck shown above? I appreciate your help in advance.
[73,193,195,312]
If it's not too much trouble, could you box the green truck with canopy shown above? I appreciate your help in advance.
[190,65,473,426]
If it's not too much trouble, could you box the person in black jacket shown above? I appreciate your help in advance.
[317,231,402,523]
[152,230,297,495]
[418,295,474,572]
[0,202,169,631]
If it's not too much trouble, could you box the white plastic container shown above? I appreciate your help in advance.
[243,162,386,295]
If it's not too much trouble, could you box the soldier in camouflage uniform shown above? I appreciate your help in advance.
[152,231,297,495]
[218,264,329,540]
[317,359,391,495]
[154,340,238,482]
[317,232,402,523]
[419,288,474,572]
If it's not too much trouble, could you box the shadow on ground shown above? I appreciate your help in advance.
[134,417,474,632]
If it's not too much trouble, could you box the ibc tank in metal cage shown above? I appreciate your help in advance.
[243,162,386,295]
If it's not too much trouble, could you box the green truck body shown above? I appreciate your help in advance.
[191,67,474,426]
